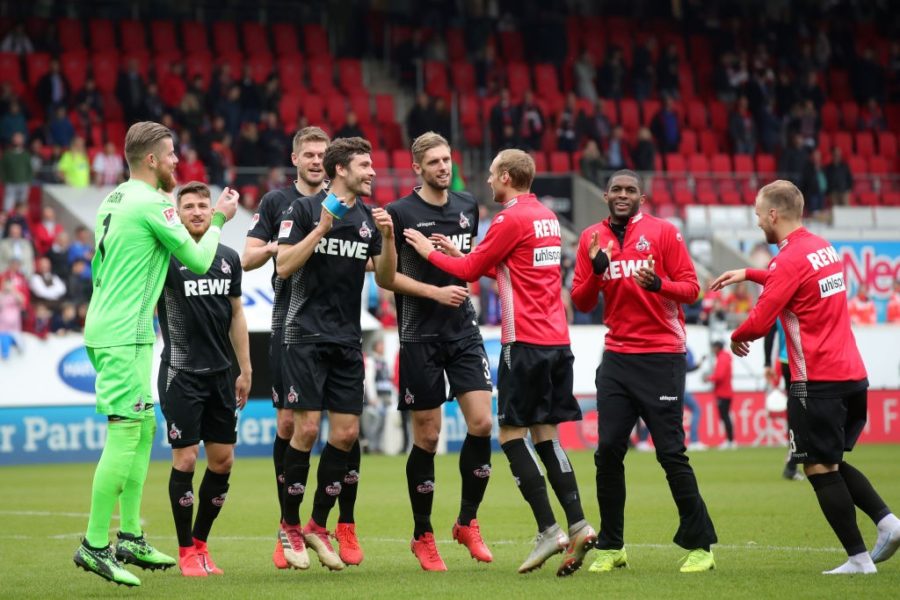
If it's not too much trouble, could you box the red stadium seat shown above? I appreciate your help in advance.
[720,191,741,205]
[360,123,379,148]
[0,53,21,87]
[338,59,364,94]
[855,131,875,158]
[25,52,51,87]
[381,121,404,150]
[506,62,531,100]
[184,53,213,88]
[640,99,660,127]
[882,192,900,206]
[699,130,719,156]
[458,93,480,127]
[151,20,178,54]
[241,22,271,57]
[245,54,273,85]
[91,52,119,93]
[278,93,302,126]
[708,100,728,133]
[348,93,372,124]
[549,151,571,173]
[686,100,707,130]
[446,28,467,62]
[212,21,239,57]
[877,132,897,160]
[840,101,859,130]
[827,70,851,102]
[60,51,88,93]
[697,190,717,205]
[272,24,299,57]
[216,53,244,79]
[665,153,686,173]
[678,129,697,156]
[375,94,396,125]
[533,64,560,98]
[181,21,209,55]
[303,24,330,58]
[424,60,449,97]
[755,154,776,178]
[302,95,325,125]
[277,55,305,92]
[856,192,878,206]
[88,19,116,52]
[370,150,389,171]
[104,121,126,146]
[58,18,84,51]
[688,153,709,174]
[391,149,411,170]
[821,102,840,132]
[620,99,640,134]
[498,30,524,61]
[818,131,832,155]
[710,154,732,174]
[120,20,147,53]
[308,59,335,94]
[531,151,547,173]
[847,155,868,175]
[674,189,694,206]
[373,182,396,207]
[450,61,476,94]
[868,156,888,175]
[833,131,853,157]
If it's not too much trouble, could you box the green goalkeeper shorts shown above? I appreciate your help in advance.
[87,344,154,419]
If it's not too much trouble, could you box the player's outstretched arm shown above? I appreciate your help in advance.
[710,269,747,291]
[229,296,252,409]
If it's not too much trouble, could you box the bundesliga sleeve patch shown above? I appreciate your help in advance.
[162,206,178,226]
[248,213,260,231]
[279,220,293,238]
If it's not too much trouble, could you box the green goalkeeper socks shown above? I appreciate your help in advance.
[119,411,157,536]
[85,419,142,547]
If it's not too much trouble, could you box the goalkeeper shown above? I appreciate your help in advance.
[73,121,239,587]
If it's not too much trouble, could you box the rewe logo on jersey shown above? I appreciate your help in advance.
[314,236,369,260]
[603,259,651,280]
[459,211,470,229]
[445,233,473,252]
[184,279,232,296]
[806,246,841,271]
[533,218,560,239]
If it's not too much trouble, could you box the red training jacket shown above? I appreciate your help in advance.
[732,227,867,383]
[571,211,699,353]
[427,194,569,346]
[707,348,733,398]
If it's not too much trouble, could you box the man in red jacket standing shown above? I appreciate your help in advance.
[404,149,596,576]
[712,179,900,574]
[705,341,734,449]
[571,170,717,574]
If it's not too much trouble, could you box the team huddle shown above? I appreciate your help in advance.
[72,121,900,587]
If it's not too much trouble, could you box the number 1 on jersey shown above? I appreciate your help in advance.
[98,213,112,261]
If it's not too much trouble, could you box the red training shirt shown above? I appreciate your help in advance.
[732,227,867,383]
[426,194,569,346]
[571,211,699,353]
[708,348,733,398]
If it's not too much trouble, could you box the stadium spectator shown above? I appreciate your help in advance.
[604,125,631,171]
[474,43,504,97]
[92,142,125,187]
[632,38,656,101]
[517,91,544,151]
[0,276,24,359]
[364,338,392,454]
[75,77,104,117]
[67,258,92,306]
[68,226,94,268]
[0,100,27,145]
[47,106,75,148]
[57,136,90,188]
[574,50,598,102]
[857,98,887,131]
[116,58,147,123]
[801,149,827,219]
[261,76,281,114]
[431,97,453,143]
[888,41,900,102]
[0,22,34,55]
[825,147,852,208]
[756,98,782,154]
[29,255,66,306]
[556,93,579,153]
[729,96,757,155]
[657,42,681,98]
[160,63,187,110]
[406,93,436,142]
[233,123,264,186]
[334,111,365,141]
[142,83,166,124]
[650,95,681,153]
[1,132,32,212]
[178,91,205,134]
[30,138,55,183]
[598,47,625,99]
[787,100,820,149]
[713,54,739,103]
[853,47,885,104]
[4,201,30,238]
[578,97,612,149]
[774,68,800,116]
[887,280,900,323]
[32,206,63,257]
[36,58,69,113]
[239,65,263,124]
[51,302,81,334]
[798,71,825,110]
[632,127,656,173]
[176,148,207,184]
[847,287,877,326]
[706,341,735,449]
[489,88,520,153]
[0,222,34,278]
[778,133,809,186]
[46,230,72,279]
[579,140,604,183]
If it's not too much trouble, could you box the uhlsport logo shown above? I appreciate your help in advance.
[57,346,97,393]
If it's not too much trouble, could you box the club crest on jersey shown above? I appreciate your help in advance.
[133,397,145,412]
[169,423,182,440]
[272,389,279,403]
[325,481,343,496]
[344,470,360,485]
[178,491,194,507]
[279,220,293,238]
[248,213,260,231]
[162,206,178,226]
[211,493,227,507]
[473,465,492,479]
[287,483,305,496]
[459,211,470,229]
[287,386,298,404]
[220,258,231,274]
[636,235,650,252]
[359,221,372,238]
[404,388,415,404]
[416,480,435,494]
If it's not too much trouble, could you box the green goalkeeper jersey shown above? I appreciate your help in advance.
[84,179,225,348]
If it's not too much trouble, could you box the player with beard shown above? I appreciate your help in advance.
[241,127,345,568]
[158,182,250,577]
[74,122,239,587]
[275,137,396,571]
[711,180,900,574]
[570,170,717,574]
[380,133,493,571]
[404,149,595,576]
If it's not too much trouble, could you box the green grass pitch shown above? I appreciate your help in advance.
[1,446,898,598]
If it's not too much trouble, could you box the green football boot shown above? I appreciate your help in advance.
[114,532,176,570]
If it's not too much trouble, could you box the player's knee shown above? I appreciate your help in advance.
[173,452,198,472]
[466,414,492,437]
[295,420,320,446]
[209,453,234,474]
[276,415,294,439]
[330,424,359,449]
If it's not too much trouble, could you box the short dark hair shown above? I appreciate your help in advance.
[607,169,642,191]
[323,137,372,179]
[712,340,725,351]
[176,181,211,206]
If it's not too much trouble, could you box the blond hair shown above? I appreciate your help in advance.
[759,179,804,220]
[494,149,535,190]
[292,126,330,153]
[124,121,172,169]
[411,131,450,165]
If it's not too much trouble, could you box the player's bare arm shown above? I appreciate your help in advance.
[372,207,397,288]
[229,296,252,409]
[276,206,333,278]
[242,237,279,271]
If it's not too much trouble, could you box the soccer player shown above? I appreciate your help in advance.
[275,137,396,571]
[711,180,900,575]
[241,126,336,568]
[159,181,250,577]
[74,122,239,587]
[570,170,717,574]
[381,132,494,571]
[404,149,596,576]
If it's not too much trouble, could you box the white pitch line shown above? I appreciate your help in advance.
[0,532,846,553]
